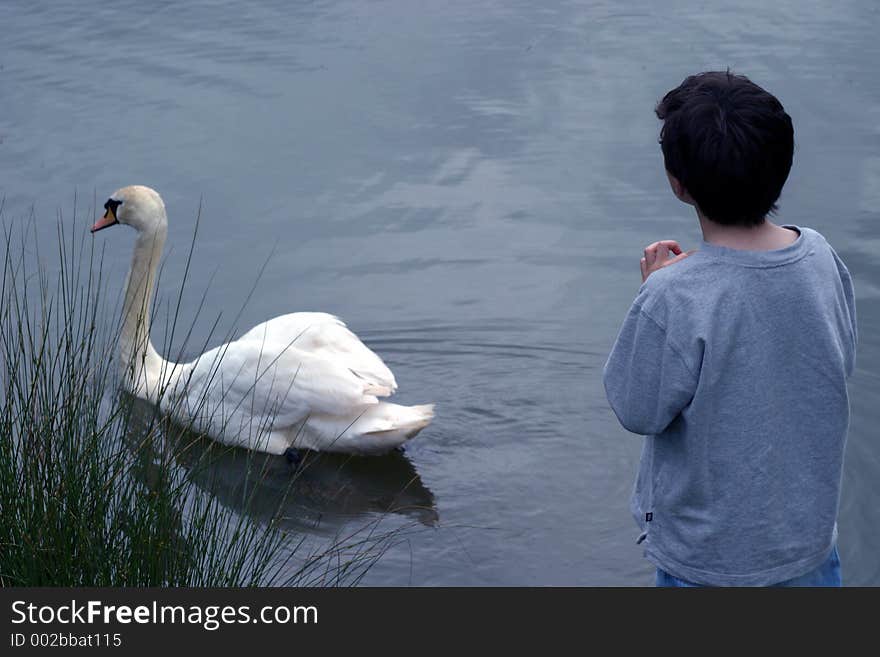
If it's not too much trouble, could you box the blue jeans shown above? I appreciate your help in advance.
[655,545,842,587]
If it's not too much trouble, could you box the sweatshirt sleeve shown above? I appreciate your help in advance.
[830,248,858,377]
[602,303,698,436]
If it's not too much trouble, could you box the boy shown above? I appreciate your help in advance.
[603,71,857,586]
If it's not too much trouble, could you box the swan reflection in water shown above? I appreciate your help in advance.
[122,395,438,534]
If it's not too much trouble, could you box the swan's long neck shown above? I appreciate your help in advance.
[119,224,171,403]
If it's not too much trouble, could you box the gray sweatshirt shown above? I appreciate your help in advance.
[603,226,857,586]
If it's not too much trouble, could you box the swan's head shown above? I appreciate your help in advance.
[91,185,167,235]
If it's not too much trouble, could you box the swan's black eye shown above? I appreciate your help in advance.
[103,198,123,215]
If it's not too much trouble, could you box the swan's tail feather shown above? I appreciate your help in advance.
[365,403,435,439]
[290,402,435,454]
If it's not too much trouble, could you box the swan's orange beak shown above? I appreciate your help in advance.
[91,207,119,233]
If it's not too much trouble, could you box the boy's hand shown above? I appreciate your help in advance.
[640,240,696,282]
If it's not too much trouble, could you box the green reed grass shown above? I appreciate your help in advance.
[0,199,396,586]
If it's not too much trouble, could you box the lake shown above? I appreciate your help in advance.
[1,0,877,585]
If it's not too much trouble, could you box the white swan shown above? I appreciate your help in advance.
[92,185,434,456]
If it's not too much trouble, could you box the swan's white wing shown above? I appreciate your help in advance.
[171,337,378,441]
[237,312,397,395]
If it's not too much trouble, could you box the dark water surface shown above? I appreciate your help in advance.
[2,0,878,585]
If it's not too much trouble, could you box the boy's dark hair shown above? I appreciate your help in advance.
[655,71,794,227]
